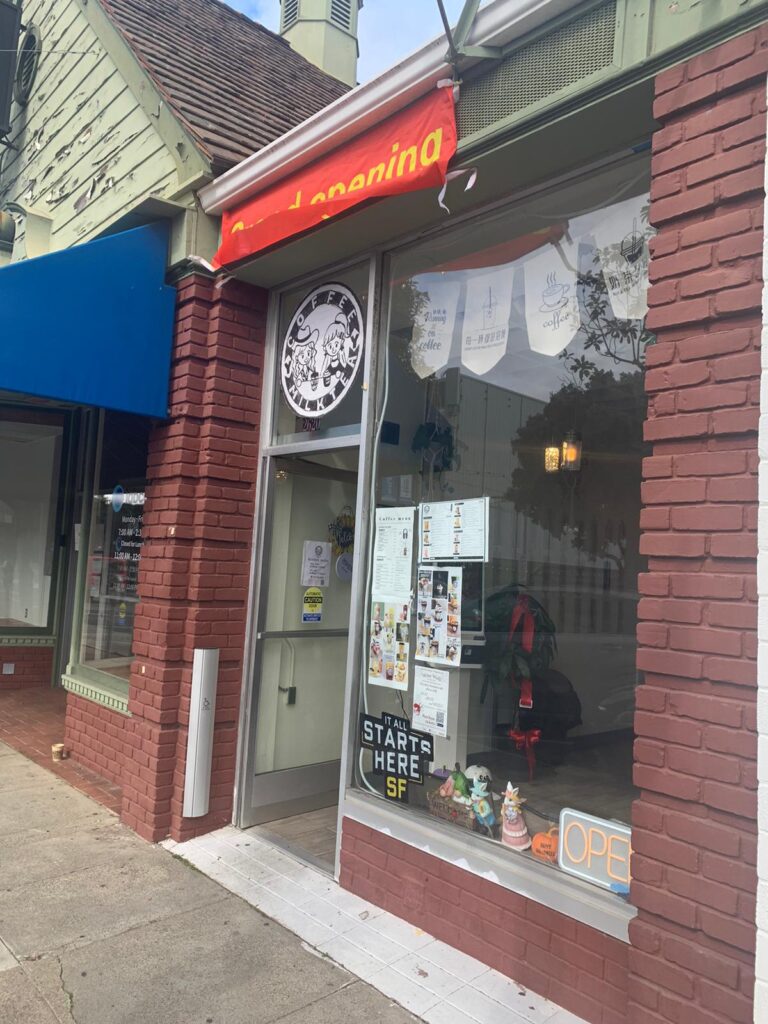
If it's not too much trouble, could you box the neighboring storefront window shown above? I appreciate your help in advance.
[79,412,150,682]
[357,158,651,896]
[0,409,64,630]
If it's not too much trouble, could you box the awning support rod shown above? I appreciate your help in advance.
[435,0,502,64]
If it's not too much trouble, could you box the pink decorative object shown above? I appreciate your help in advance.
[501,782,531,852]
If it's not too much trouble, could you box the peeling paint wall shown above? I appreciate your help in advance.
[0,0,180,259]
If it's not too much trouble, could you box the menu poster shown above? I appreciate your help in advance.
[369,598,411,691]
[372,507,415,596]
[412,665,450,738]
[415,566,462,667]
[420,497,489,562]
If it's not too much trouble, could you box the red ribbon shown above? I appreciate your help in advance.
[508,595,535,654]
[506,727,542,782]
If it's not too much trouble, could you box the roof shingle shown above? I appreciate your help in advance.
[99,0,350,173]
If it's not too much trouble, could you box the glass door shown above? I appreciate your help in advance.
[242,447,358,828]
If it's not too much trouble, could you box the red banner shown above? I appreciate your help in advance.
[214,86,457,268]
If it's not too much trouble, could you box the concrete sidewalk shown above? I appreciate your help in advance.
[0,741,415,1024]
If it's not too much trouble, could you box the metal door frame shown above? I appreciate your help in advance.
[233,253,380,833]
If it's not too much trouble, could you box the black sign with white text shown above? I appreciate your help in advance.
[360,712,434,803]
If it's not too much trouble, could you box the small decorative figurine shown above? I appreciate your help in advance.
[531,827,559,863]
[501,782,532,852]
[465,765,496,836]
[438,763,472,804]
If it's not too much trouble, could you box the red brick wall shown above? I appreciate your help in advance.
[120,273,266,843]
[0,645,53,689]
[64,693,137,788]
[629,29,765,1024]
[340,818,628,1024]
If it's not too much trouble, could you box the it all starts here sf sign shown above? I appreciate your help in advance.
[360,712,433,802]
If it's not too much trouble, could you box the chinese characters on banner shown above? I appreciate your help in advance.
[415,566,462,667]
[369,508,415,691]
[592,192,652,322]
[461,266,513,375]
[409,275,459,379]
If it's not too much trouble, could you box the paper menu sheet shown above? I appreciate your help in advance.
[412,665,449,738]
[372,507,415,595]
[415,566,461,667]
[419,498,488,562]
[369,598,410,691]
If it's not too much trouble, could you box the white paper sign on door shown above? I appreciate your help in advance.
[524,244,580,357]
[592,193,652,322]
[301,541,331,587]
[410,275,459,380]
[412,665,450,738]
[461,266,513,375]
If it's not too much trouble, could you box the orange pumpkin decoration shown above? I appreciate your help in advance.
[531,827,559,863]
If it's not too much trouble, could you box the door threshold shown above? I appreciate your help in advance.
[245,821,335,876]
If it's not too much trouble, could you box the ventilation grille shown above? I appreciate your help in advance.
[282,0,299,31]
[457,1,617,140]
[14,26,41,106]
[330,0,352,29]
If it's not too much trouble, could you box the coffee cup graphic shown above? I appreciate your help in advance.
[540,272,569,311]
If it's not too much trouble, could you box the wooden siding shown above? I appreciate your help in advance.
[0,0,180,258]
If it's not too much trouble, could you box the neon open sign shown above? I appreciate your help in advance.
[558,808,632,893]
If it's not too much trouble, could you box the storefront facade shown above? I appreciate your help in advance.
[191,3,767,1022]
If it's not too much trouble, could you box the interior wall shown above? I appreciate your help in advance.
[0,430,60,627]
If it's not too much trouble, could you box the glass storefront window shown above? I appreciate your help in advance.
[356,158,652,893]
[78,412,150,682]
[0,410,64,630]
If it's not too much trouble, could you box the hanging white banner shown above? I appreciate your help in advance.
[409,275,459,379]
[592,193,652,322]
[461,266,513,375]
[524,243,580,357]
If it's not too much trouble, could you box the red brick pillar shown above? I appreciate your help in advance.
[630,29,766,1024]
[120,273,266,843]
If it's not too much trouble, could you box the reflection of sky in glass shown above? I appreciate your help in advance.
[407,215,649,404]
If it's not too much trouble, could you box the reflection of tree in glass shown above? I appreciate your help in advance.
[509,370,646,568]
[562,200,653,384]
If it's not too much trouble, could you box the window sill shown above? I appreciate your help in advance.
[342,788,635,943]
[62,671,130,716]
[0,635,56,646]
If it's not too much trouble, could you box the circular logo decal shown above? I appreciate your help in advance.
[111,485,125,513]
[280,283,364,417]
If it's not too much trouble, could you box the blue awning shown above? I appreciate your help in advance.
[0,222,175,418]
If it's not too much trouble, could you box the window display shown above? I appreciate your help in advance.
[78,412,150,682]
[0,410,64,630]
[356,157,651,894]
